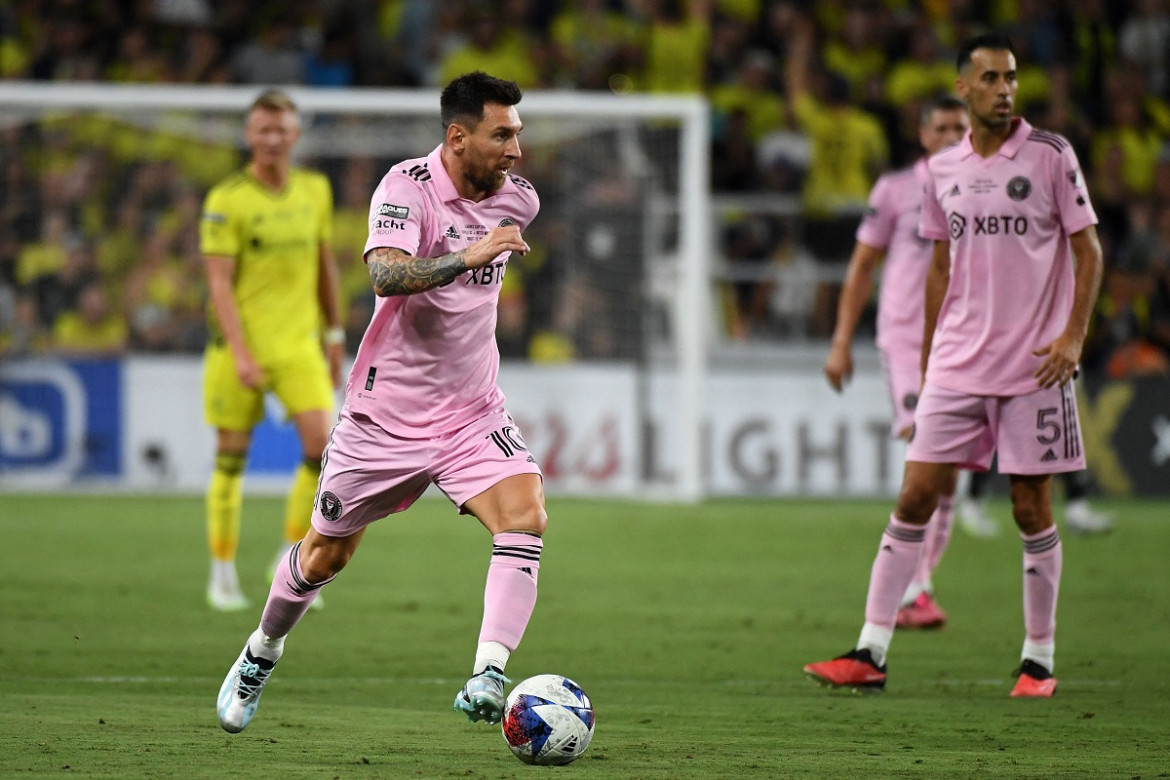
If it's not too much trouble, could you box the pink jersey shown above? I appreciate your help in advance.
[345,145,540,436]
[919,118,1097,396]
[856,158,933,361]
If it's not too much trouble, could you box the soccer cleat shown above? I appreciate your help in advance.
[207,584,250,612]
[957,498,999,539]
[896,592,947,629]
[1064,500,1114,535]
[803,648,887,692]
[1010,659,1057,698]
[217,640,279,733]
[453,668,511,724]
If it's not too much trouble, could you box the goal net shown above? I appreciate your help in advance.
[0,83,710,501]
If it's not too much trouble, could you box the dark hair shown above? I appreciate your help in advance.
[956,33,1016,71]
[920,94,967,124]
[440,71,523,130]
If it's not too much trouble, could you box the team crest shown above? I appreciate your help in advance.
[1006,176,1031,201]
[902,392,918,411]
[319,491,343,522]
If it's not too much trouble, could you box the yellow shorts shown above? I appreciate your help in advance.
[203,341,334,431]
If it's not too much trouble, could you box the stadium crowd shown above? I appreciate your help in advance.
[1,0,1169,375]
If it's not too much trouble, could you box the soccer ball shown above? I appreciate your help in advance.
[501,674,595,766]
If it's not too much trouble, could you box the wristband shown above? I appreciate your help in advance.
[323,327,345,346]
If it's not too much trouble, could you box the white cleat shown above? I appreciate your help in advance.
[453,668,510,725]
[957,498,999,539]
[1065,499,1114,535]
[217,636,279,733]
[207,585,251,612]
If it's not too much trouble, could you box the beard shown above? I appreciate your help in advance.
[465,162,507,196]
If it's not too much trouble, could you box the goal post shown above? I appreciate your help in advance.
[0,82,710,502]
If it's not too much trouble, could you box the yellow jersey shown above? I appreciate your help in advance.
[200,168,333,361]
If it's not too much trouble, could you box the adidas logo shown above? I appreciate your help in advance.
[445,226,460,239]
[945,183,961,198]
[1040,449,1057,463]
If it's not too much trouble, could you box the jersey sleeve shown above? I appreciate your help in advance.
[364,170,426,259]
[918,163,948,242]
[1053,143,1097,235]
[200,185,239,258]
[855,174,895,249]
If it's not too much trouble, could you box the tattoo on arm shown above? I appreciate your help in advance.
[367,247,467,296]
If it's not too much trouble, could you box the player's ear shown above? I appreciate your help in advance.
[446,122,466,152]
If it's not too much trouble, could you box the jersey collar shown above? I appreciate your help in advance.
[427,144,520,203]
[957,117,1031,160]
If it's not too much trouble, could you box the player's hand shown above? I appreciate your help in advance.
[824,342,852,392]
[465,224,529,268]
[1032,332,1082,388]
[233,350,266,390]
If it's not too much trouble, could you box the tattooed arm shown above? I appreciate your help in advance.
[366,247,468,296]
[365,224,530,297]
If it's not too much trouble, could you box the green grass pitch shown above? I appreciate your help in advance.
[1,494,1167,778]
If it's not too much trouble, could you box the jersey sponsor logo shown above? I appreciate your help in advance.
[378,203,409,219]
[374,218,406,230]
[1006,176,1032,201]
[445,225,461,239]
[948,212,1030,238]
[948,212,966,240]
[973,215,1028,235]
[465,261,506,286]
[318,490,343,522]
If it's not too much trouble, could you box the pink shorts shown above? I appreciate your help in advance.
[310,408,543,537]
[880,351,921,439]
[906,381,1086,475]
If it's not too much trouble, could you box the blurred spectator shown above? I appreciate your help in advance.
[0,292,50,356]
[50,278,128,356]
[437,6,539,89]
[549,0,638,90]
[821,4,886,102]
[1117,0,1170,98]
[883,23,954,109]
[230,12,305,84]
[635,0,713,95]
[710,49,787,147]
[1091,88,1166,201]
[304,19,356,88]
[785,13,888,251]
[1062,0,1115,126]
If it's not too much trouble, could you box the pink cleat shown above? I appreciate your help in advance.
[896,592,947,630]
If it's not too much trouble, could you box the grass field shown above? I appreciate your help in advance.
[1,493,1167,779]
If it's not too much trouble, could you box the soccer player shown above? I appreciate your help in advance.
[216,72,545,733]
[804,33,1103,698]
[824,94,969,630]
[200,89,344,611]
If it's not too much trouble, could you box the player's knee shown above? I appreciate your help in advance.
[300,538,354,583]
[507,503,548,537]
[895,482,937,524]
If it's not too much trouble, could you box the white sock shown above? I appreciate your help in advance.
[247,628,285,663]
[474,641,510,675]
[1021,640,1055,673]
[211,559,239,591]
[857,623,894,667]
